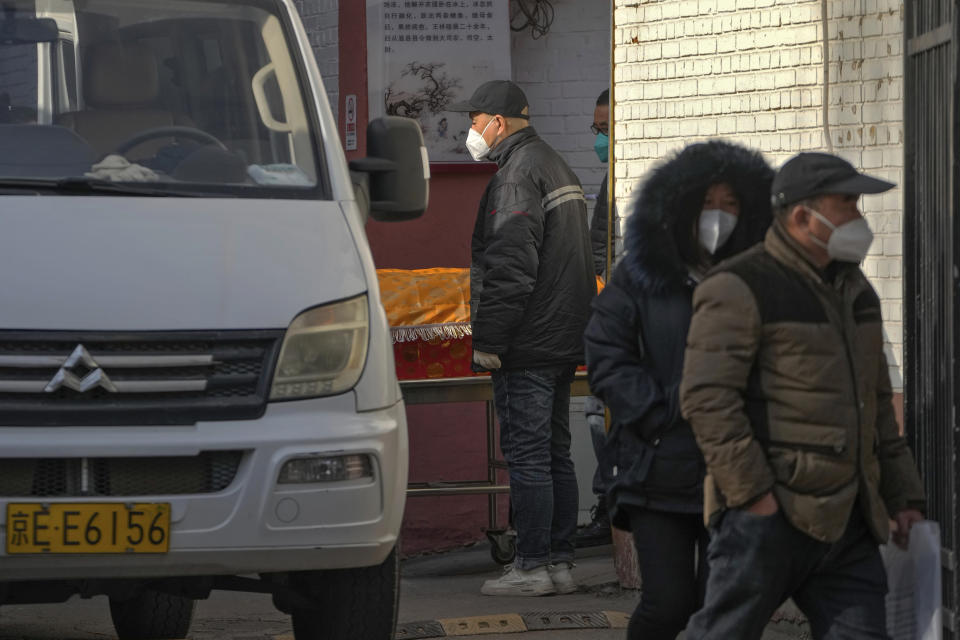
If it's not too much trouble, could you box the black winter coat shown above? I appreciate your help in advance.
[584,140,774,529]
[590,173,615,277]
[470,127,596,369]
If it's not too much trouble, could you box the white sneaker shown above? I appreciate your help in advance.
[548,562,577,594]
[480,564,556,596]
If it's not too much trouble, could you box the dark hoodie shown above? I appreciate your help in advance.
[583,140,773,526]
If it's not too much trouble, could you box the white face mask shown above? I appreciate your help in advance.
[465,117,498,161]
[699,209,739,254]
[806,207,874,263]
[466,118,497,162]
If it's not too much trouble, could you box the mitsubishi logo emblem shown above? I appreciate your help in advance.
[45,345,118,393]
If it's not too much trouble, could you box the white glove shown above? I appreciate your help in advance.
[473,350,502,370]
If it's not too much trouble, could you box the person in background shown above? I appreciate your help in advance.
[680,152,925,639]
[585,140,774,639]
[577,88,616,548]
[590,89,614,277]
[447,80,596,596]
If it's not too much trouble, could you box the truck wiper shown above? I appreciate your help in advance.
[0,176,204,197]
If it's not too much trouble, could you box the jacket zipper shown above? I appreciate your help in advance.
[831,272,862,466]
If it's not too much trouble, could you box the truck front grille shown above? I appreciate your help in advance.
[0,451,244,497]
[0,331,283,425]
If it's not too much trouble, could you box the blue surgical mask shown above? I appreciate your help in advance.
[594,133,609,164]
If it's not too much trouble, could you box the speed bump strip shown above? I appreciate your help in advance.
[392,610,632,638]
[603,610,631,629]
[439,613,527,636]
[395,620,448,639]
[521,611,609,630]
[273,610,633,639]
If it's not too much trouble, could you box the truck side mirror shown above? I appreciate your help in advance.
[349,116,429,222]
[0,17,58,44]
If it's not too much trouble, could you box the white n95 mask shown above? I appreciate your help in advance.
[806,207,874,263]
[465,118,497,161]
[699,209,739,254]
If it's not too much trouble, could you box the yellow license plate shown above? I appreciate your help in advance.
[6,503,170,554]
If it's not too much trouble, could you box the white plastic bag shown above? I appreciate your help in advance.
[880,520,942,640]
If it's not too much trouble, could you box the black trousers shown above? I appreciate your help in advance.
[625,507,709,640]
[685,506,889,640]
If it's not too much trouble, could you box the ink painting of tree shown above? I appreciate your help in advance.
[385,61,469,160]
[386,62,460,118]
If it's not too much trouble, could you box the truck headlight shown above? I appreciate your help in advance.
[278,454,373,484]
[270,295,369,400]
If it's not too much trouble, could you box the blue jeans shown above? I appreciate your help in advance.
[686,506,889,640]
[584,395,614,497]
[492,365,579,570]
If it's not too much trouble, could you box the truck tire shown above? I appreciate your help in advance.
[290,546,399,640]
[108,590,195,640]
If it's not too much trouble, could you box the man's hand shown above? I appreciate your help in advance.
[473,350,502,370]
[745,491,779,516]
[891,509,924,550]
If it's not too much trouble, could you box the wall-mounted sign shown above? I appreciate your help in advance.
[344,94,358,151]
[366,0,511,162]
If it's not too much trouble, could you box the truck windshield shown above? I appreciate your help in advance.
[0,0,325,196]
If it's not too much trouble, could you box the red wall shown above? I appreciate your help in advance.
[339,6,504,557]
[365,166,494,268]
[337,0,366,163]
[403,403,509,556]
[369,168,505,557]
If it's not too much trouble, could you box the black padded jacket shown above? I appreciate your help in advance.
[470,127,596,370]
[584,140,774,527]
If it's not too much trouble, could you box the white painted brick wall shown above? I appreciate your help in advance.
[295,0,339,120]
[614,0,906,387]
[511,0,612,211]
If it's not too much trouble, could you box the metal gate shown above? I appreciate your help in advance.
[904,0,959,634]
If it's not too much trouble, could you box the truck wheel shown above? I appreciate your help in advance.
[290,546,399,640]
[108,590,195,640]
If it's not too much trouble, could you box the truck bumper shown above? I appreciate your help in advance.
[0,394,408,581]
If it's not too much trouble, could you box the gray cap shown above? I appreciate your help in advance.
[771,152,895,208]
[447,80,530,119]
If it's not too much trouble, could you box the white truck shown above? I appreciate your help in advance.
[0,0,428,638]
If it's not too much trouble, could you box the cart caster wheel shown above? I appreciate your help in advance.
[486,529,516,565]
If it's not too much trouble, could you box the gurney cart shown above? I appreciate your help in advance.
[378,268,595,564]
[401,373,591,564]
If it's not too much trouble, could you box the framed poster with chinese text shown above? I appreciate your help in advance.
[366,0,511,163]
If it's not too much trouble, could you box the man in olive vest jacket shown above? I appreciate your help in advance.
[680,152,925,639]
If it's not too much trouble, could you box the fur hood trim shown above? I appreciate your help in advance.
[623,140,774,294]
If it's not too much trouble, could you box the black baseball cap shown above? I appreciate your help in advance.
[447,80,530,119]
[771,152,895,208]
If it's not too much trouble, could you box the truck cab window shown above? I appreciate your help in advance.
[0,0,326,195]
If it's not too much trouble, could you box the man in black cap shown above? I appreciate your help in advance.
[679,151,925,638]
[448,80,596,596]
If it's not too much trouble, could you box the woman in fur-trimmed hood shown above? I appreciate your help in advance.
[584,140,773,640]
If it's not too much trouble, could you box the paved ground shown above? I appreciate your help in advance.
[396,544,636,639]
[396,543,812,640]
[0,543,811,639]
